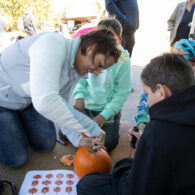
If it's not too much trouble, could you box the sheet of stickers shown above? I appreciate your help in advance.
[19,170,79,195]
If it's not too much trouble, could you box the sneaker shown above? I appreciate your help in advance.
[57,130,69,145]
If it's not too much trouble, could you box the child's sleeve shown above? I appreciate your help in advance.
[73,78,88,100]
[100,57,132,120]
[135,92,149,125]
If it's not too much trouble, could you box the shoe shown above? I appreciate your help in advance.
[57,130,69,145]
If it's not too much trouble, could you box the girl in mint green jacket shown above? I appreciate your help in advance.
[60,19,132,151]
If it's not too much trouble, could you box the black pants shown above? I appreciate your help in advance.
[122,32,135,57]
[77,172,115,195]
[83,108,120,152]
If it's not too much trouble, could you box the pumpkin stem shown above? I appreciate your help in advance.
[88,148,98,153]
[68,155,74,160]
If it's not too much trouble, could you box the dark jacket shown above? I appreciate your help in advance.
[112,85,195,195]
[105,0,139,33]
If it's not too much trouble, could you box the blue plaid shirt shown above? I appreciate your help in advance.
[135,92,149,125]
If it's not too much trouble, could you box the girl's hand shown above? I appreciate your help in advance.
[74,98,85,112]
[93,114,106,127]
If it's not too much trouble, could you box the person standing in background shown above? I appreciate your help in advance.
[189,8,195,39]
[167,0,195,48]
[23,7,37,36]
[105,0,139,57]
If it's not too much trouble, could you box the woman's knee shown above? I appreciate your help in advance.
[1,148,29,168]
[31,129,56,152]
[39,135,56,152]
[10,152,29,168]
[39,121,57,151]
[26,119,57,151]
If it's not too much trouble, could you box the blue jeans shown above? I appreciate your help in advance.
[0,104,56,168]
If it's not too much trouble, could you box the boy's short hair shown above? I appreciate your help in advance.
[141,53,195,94]
[80,28,121,63]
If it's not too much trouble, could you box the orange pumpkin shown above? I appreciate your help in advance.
[74,146,112,178]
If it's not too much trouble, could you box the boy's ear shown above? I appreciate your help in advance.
[157,84,172,100]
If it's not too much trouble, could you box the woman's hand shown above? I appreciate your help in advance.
[78,130,106,151]
[74,98,85,112]
[91,129,106,151]
[93,114,106,127]
[78,137,93,147]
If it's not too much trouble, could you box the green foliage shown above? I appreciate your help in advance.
[52,11,64,29]
[0,0,53,31]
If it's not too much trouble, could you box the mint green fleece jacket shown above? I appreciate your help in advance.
[73,46,132,120]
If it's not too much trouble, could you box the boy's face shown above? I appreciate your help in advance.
[142,83,164,107]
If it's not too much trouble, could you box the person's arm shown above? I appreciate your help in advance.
[73,78,88,112]
[100,56,132,120]
[60,126,94,148]
[29,33,100,137]
[60,127,83,147]
[135,92,149,130]
[60,126,106,148]
[167,4,180,31]
[74,77,89,101]
[105,0,127,23]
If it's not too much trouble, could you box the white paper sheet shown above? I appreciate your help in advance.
[19,170,79,195]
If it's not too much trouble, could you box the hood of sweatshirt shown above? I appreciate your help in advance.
[149,85,195,127]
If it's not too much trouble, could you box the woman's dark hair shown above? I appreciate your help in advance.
[141,53,195,94]
[97,18,122,39]
[80,28,121,63]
